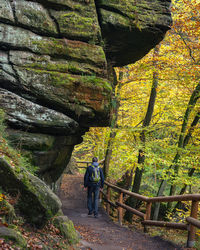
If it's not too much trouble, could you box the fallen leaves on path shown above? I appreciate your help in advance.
[75,224,103,244]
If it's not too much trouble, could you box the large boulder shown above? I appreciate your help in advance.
[0,158,61,226]
[0,0,171,184]
[0,227,27,248]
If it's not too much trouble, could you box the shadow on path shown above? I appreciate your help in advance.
[60,174,182,250]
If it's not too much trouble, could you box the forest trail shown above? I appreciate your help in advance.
[59,174,181,250]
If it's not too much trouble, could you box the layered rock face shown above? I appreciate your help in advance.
[0,0,171,184]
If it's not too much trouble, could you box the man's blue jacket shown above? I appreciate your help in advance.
[84,163,104,188]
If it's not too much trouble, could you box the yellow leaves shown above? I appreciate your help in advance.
[0,193,6,202]
[73,0,200,189]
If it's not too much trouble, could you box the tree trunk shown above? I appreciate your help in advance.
[124,46,159,222]
[103,71,123,179]
[155,105,200,217]
[173,111,200,210]
[168,83,200,202]
[132,46,159,195]
[103,129,116,178]
[153,179,167,220]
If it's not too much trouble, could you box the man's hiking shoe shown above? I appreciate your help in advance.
[88,212,93,215]
[94,214,98,218]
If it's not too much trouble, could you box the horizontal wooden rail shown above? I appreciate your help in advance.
[142,220,188,230]
[116,201,145,219]
[77,160,104,168]
[104,181,149,202]
[77,161,91,164]
[186,217,200,229]
[104,181,200,203]
[148,194,200,202]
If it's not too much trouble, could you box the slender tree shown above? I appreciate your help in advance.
[103,71,123,179]
[124,46,160,221]
[153,82,200,218]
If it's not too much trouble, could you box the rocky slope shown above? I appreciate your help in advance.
[0,0,172,184]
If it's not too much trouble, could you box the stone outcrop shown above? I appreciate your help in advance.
[96,0,172,66]
[0,227,27,248]
[0,158,61,226]
[53,216,80,244]
[0,0,171,184]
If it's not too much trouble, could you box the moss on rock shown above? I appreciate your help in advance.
[0,157,61,227]
[0,227,27,248]
[15,0,57,35]
[50,9,101,43]
[32,38,106,68]
[96,0,172,66]
[10,50,106,76]
[0,0,171,188]
[11,66,111,125]
[0,199,16,224]
[7,130,55,151]
[53,216,79,244]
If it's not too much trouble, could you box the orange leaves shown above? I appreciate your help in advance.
[0,238,19,250]
[75,224,103,244]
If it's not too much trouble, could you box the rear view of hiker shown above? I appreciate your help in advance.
[84,157,104,218]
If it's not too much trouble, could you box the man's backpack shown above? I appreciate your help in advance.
[91,165,100,183]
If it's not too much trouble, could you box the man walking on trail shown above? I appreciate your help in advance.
[84,157,104,218]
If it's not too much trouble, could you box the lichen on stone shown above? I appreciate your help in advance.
[0,0,15,24]
[14,0,58,35]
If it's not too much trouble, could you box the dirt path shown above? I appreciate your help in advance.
[60,174,181,250]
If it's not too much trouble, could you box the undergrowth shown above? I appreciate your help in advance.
[0,109,38,174]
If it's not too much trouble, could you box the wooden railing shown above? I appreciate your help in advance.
[76,161,91,168]
[76,161,200,248]
[101,181,200,248]
[76,160,104,168]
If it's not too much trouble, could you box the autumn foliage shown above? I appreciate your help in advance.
[73,0,200,217]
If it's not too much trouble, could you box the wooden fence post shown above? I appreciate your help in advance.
[106,186,111,215]
[144,202,152,232]
[118,192,123,226]
[145,202,152,220]
[187,200,199,248]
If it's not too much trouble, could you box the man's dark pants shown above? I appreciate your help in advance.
[87,185,100,215]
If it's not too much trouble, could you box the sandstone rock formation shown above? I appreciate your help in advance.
[0,157,61,226]
[0,0,171,184]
